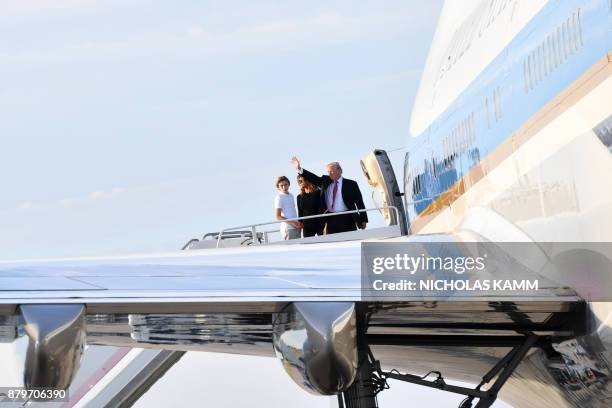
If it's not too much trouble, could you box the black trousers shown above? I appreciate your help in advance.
[302,219,324,237]
[325,213,357,234]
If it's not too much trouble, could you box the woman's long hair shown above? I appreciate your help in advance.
[297,175,316,194]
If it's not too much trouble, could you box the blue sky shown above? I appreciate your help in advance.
[1,0,443,259]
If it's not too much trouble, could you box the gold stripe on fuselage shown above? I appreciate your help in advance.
[410,52,612,234]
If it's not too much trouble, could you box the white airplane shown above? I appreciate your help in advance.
[1,0,611,407]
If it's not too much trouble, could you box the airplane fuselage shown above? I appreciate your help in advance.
[400,0,612,406]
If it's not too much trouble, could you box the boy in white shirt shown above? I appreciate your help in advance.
[274,176,302,240]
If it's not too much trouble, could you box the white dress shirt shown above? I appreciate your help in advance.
[326,177,348,212]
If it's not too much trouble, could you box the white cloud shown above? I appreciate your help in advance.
[17,201,34,210]
[87,190,106,200]
[0,0,103,18]
[84,188,126,200]
[58,198,75,207]
[0,9,434,66]
[3,180,192,215]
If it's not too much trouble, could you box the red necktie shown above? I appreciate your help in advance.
[331,181,338,210]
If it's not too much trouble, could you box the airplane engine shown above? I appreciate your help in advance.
[272,302,358,395]
[19,304,86,391]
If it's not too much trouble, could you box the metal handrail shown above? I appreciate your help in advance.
[216,206,400,248]
[202,230,254,240]
[181,238,200,250]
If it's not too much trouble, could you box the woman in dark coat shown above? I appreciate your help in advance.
[296,175,324,237]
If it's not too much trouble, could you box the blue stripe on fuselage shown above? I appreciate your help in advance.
[406,0,612,218]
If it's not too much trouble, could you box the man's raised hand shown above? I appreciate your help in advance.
[290,156,301,172]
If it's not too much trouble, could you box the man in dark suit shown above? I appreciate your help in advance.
[291,156,367,234]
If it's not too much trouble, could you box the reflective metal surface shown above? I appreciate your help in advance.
[86,313,275,356]
[0,236,605,405]
[272,302,357,395]
[0,241,364,310]
[0,297,598,406]
[19,304,85,389]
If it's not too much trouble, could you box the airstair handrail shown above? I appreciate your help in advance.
[181,239,200,250]
[216,206,400,248]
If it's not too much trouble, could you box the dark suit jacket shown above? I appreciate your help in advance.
[301,169,368,226]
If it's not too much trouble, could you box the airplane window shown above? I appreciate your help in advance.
[562,20,570,59]
[493,89,500,121]
[570,14,577,53]
[551,33,558,69]
[561,21,567,59]
[555,26,564,65]
[456,127,461,151]
[576,9,583,47]
[546,36,553,75]
[533,47,540,88]
[493,90,498,121]
[471,113,476,143]
[465,113,472,140]
[527,55,534,90]
[530,51,536,86]
[522,60,528,93]
[542,39,549,77]
[468,113,474,144]
[538,44,545,82]
[549,35,555,71]
[457,127,461,150]
[542,43,547,78]
[571,11,582,51]
[432,158,437,178]
[531,52,537,87]
[531,49,537,85]
[574,13,581,51]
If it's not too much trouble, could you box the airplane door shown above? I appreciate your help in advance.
[360,150,408,235]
